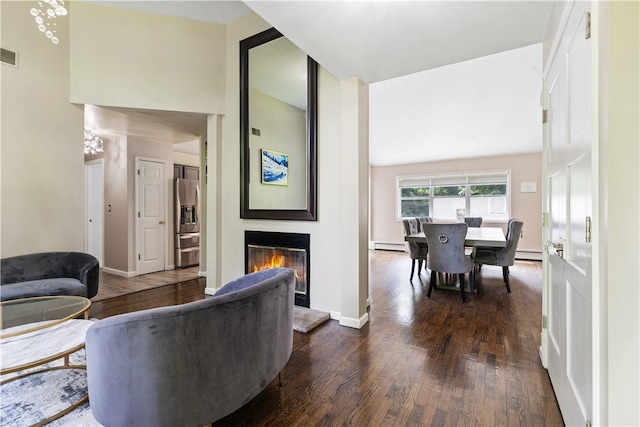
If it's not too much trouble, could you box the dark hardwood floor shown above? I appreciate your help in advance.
[90,250,564,426]
[90,279,206,319]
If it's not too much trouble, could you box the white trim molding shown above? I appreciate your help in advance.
[338,312,369,329]
[102,267,136,278]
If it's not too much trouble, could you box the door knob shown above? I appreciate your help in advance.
[159,220,165,225]
[545,241,564,258]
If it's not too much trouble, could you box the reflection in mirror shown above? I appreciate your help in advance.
[240,28,317,221]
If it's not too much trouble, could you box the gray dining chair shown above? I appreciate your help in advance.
[417,217,432,228]
[423,223,474,303]
[402,218,429,281]
[464,217,483,227]
[474,219,523,293]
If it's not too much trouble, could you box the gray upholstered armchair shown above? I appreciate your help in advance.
[85,267,295,427]
[402,217,430,281]
[423,223,474,303]
[474,219,524,292]
[0,252,99,301]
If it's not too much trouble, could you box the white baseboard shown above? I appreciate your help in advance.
[167,264,175,270]
[102,267,135,278]
[204,286,217,295]
[372,241,407,252]
[339,312,370,329]
[198,270,207,277]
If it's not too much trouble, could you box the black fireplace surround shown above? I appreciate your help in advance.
[244,231,310,307]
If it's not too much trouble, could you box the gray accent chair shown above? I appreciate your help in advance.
[474,219,524,293]
[402,217,431,281]
[0,252,99,301]
[423,223,474,303]
[85,267,295,427]
[464,217,483,227]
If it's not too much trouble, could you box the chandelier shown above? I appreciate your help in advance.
[30,0,67,45]
[84,129,104,155]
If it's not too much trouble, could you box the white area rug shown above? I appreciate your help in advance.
[293,307,330,333]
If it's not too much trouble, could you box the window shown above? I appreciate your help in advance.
[397,171,510,221]
[399,186,430,217]
[432,185,465,220]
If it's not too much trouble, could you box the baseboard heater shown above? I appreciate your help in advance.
[516,250,542,261]
[373,242,407,252]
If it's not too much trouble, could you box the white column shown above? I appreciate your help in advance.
[205,114,224,294]
[599,1,640,425]
[339,78,370,328]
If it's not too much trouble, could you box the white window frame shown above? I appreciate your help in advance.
[396,170,511,221]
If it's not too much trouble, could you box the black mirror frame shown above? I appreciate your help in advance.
[239,28,318,221]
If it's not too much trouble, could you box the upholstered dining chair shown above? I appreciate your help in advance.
[423,223,474,303]
[464,217,483,227]
[477,217,516,269]
[474,219,524,293]
[402,218,429,281]
[417,217,432,228]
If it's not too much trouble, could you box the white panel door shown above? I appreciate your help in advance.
[85,161,103,265]
[543,2,593,426]
[137,159,166,275]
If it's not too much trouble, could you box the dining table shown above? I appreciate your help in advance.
[404,226,506,293]
[404,226,507,248]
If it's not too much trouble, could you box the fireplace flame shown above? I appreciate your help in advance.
[253,255,301,280]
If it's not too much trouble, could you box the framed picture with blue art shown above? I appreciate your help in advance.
[261,149,289,186]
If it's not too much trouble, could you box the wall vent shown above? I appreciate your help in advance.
[1,48,18,67]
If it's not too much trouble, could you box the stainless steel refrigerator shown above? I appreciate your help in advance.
[175,178,200,268]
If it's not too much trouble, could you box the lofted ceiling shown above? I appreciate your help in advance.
[83,0,553,163]
[244,1,552,84]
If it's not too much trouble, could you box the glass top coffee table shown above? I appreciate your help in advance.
[1,295,92,339]
[1,296,94,424]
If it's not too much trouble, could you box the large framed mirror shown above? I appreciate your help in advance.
[240,28,318,221]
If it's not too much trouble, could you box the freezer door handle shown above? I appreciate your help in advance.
[175,179,181,233]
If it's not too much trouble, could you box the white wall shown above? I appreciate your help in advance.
[69,2,226,114]
[1,1,85,257]
[211,13,367,325]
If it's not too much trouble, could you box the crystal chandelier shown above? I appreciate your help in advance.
[84,129,104,155]
[30,0,68,45]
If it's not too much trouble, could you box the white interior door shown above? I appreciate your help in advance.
[543,2,593,426]
[136,158,166,275]
[85,160,103,265]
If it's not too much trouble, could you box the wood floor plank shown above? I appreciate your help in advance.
[91,251,564,426]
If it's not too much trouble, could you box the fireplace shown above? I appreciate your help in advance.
[245,231,310,307]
